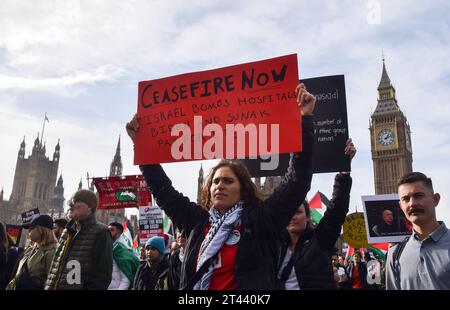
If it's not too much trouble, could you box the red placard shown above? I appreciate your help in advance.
[92,175,151,210]
[135,54,301,165]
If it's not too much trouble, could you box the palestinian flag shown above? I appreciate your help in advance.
[344,246,366,262]
[113,241,141,289]
[122,220,140,258]
[308,191,330,224]
[368,243,389,261]
[163,211,174,235]
[345,243,388,262]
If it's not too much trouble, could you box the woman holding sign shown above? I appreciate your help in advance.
[126,83,316,290]
[277,139,356,290]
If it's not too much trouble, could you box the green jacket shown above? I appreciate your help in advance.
[8,243,56,290]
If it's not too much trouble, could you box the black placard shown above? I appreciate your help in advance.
[20,207,40,224]
[243,75,350,177]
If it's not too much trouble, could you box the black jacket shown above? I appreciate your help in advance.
[168,248,183,290]
[45,213,113,290]
[346,261,370,289]
[133,257,169,290]
[277,173,352,290]
[140,116,314,290]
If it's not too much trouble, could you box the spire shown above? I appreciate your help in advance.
[197,163,204,204]
[110,135,122,176]
[32,132,42,155]
[373,56,399,116]
[18,136,26,159]
[378,55,392,90]
[115,135,121,157]
[53,174,65,216]
[78,178,83,190]
[87,172,95,191]
[57,174,63,186]
[198,163,204,185]
[0,187,3,201]
[53,139,60,161]
[199,164,204,178]
[34,133,40,148]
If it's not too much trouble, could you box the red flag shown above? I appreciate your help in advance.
[309,191,322,209]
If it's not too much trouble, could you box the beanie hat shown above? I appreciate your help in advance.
[70,189,98,212]
[145,236,165,255]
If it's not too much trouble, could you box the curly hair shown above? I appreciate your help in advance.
[200,159,262,211]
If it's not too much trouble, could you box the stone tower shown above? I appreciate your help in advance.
[52,174,65,217]
[8,134,60,214]
[370,58,413,194]
[96,136,126,225]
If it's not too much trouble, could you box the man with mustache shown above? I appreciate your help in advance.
[385,172,450,289]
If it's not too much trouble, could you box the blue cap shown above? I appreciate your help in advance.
[145,236,165,255]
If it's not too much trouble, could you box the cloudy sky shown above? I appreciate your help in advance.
[1,0,449,224]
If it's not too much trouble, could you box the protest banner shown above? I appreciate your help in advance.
[6,224,23,247]
[21,208,40,225]
[135,54,301,166]
[243,74,350,176]
[93,175,151,210]
[138,205,164,244]
[362,194,412,244]
[343,212,369,248]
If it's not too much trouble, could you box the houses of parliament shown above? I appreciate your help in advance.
[0,133,127,226]
[0,58,413,227]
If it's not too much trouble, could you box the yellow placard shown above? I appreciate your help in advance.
[343,212,368,248]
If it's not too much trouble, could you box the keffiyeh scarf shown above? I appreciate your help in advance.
[193,202,243,290]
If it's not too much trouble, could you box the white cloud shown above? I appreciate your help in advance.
[0,0,449,228]
[0,64,124,92]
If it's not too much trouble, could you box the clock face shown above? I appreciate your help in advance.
[377,128,395,146]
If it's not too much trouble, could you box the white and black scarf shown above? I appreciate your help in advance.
[193,202,243,290]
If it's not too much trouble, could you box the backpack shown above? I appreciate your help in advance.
[392,236,410,285]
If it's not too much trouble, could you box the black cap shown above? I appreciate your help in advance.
[23,214,53,230]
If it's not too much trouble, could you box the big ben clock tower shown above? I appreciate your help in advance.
[370,57,413,194]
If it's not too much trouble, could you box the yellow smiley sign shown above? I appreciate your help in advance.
[343,212,368,248]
